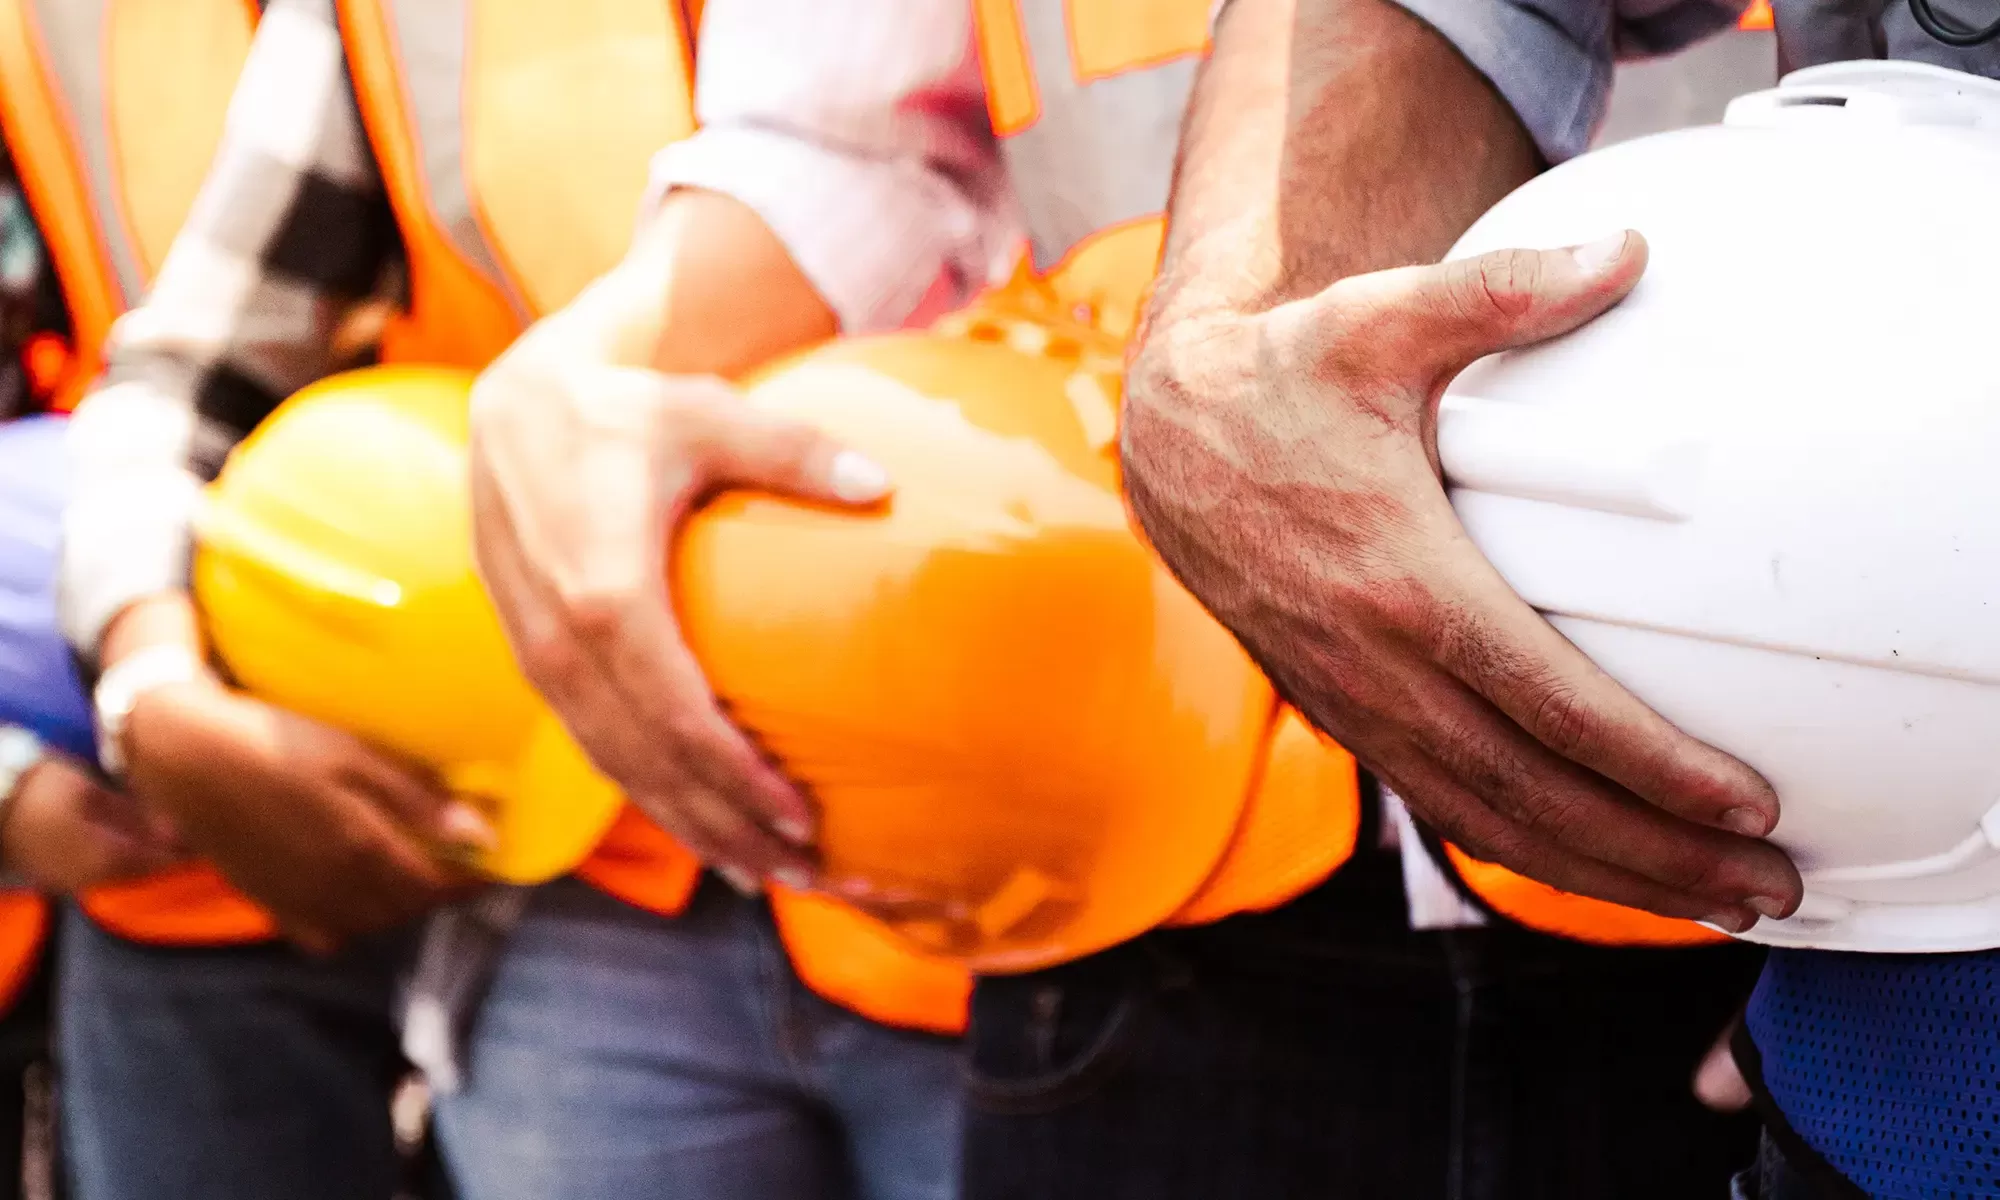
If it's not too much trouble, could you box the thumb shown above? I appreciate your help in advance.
[685,398,893,510]
[1328,231,1647,382]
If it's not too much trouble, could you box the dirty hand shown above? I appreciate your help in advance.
[122,669,487,951]
[1122,232,1801,930]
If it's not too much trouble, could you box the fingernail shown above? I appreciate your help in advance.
[1570,232,1628,275]
[438,803,500,851]
[718,866,763,896]
[1704,909,1754,935]
[773,867,813,892]
[828,450,891,503]
[774,815,813,845]
[1719,806,1771,837]
[1746,895,1789,920]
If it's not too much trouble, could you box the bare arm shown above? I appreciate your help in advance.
[1148,0,1538,323]
[1122,0,1802,927]
[535,188,837,376]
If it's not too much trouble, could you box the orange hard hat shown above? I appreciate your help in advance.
[675,295,1280,970]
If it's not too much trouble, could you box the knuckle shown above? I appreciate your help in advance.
[1526,682,1599,761]
[1468,250,1543,321]
[1646,844,1738,899]
[1330,571,1428,636]
[515,626,588,689]
[1450,819,1529,870]
[1505,779,1591,847]
[761,419,822,464]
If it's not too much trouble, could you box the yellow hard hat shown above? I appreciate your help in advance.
[675,296,1280,971]
[193,365,623,883]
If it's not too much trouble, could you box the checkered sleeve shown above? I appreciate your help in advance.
[58,0,403,662]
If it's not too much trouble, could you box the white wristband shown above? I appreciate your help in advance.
[0,725,44,816]
[93,645,204,779]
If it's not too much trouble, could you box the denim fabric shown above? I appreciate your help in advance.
[0,939,57,1200]
[1731,1134,1833,1200]
[963,848,1764,1200]
[56,904,417,1200]
[431,877,963,1200]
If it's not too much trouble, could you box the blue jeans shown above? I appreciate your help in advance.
[56,904,418,1200]
[431,877,964,1200]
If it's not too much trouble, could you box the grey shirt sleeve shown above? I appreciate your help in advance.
[1385,0,1752,163]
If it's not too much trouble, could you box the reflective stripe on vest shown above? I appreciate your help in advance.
[972,0,1206,273]
[340,0,698,366]
[0,0,258,410]
[341,0,969,1033]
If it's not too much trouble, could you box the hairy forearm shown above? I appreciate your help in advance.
[547,186,838,377]
[1148,0,1541,327]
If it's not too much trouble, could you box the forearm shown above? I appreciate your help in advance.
[96,594,206,674]
[1147,0,1542,329]
[546,188,838,377]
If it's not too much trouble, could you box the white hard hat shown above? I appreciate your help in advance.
[1440,60,2000,953]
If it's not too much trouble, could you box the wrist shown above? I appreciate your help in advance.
[99,592,206,671]
[0,729,45,880]
[94,645,213,779]
[1125,307,1261,424]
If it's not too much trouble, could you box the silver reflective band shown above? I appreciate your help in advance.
[92,645,203,779]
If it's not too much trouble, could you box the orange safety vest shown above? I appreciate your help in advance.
[340,0,959,1034]
[0,0,262,972]
[971,0,1722,948]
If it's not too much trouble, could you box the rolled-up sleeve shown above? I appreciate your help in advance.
[1386,0,1751,163]
[648,0,1018,335]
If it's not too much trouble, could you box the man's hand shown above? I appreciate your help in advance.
[121,672,487,951]
[469,330,889,890]
[1,757,184,894]
[1123,233,1802,931]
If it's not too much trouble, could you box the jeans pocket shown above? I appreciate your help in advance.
[963,949,1152,1116]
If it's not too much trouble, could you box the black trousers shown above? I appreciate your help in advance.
[963,846,1764,1200]
[0,936,58,1200]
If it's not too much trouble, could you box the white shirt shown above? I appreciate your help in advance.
[649,0,1019,335]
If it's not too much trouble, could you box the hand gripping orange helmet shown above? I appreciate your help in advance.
[195,285,1350,969]
[672,294,1282,970]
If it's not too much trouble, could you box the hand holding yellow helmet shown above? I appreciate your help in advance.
[193,365,625,884]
